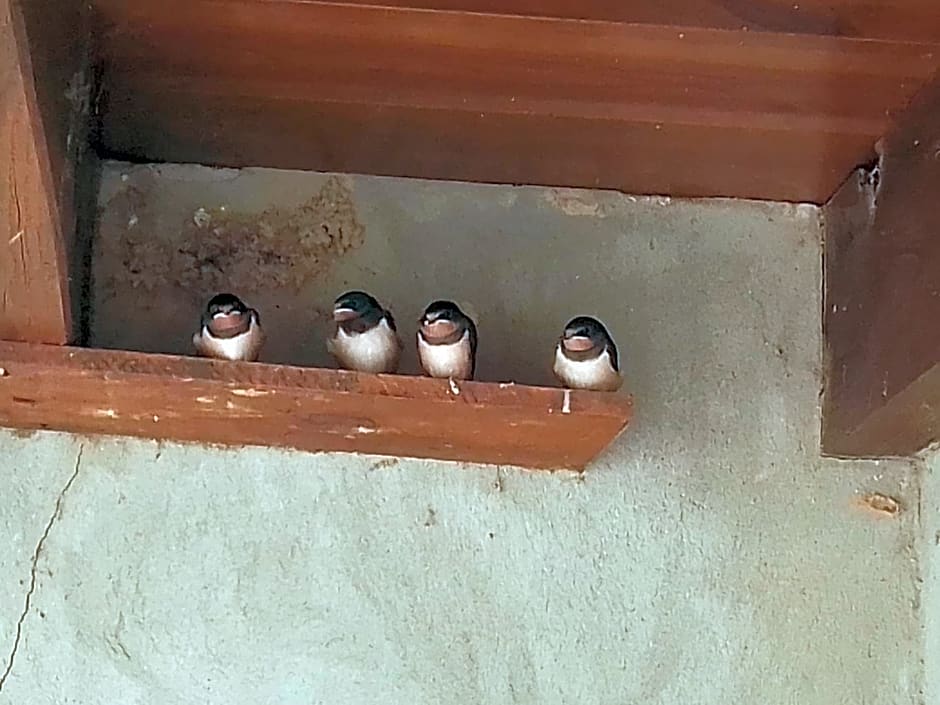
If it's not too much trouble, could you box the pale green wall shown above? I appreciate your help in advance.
[0,172,925,703]
[923,449,940,705]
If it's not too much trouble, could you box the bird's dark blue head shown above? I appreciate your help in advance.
[202,293,253,337]
[562,315,613,351]
[206,292,248,318]
[421,300,463,324]
[333,291,382,322]
[419,300,474,343]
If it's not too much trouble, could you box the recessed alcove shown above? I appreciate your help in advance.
[1,0,938,464]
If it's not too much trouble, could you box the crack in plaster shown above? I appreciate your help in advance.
[0,444,84,692]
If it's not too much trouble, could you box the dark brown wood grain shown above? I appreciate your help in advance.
[15,0,97,343]
[321,0,940,44]
[16,0,93,223]
[92,0,940,203]
[0,0,79,344]
[100,91,879,203]
[822,75,940,457]
[0,342,633,470]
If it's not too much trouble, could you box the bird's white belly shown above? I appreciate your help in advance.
[553,346,620,390]
[196,320,262,361]
[418,332,470,379]
[331,319,399,373]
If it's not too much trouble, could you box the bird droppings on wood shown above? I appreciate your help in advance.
[855,492,902,518]
[229,388,271,398]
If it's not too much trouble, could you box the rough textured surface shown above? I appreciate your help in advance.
[91,163,822,385]
[822,69,940,457]
[923,448,940,705]
[1,167,926,703]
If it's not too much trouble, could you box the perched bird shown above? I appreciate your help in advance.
[553,316,622,391]
[192,293,265,362]
[417,300,477,380]
[327,290,402,373]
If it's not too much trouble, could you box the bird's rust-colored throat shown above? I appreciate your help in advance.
[563,336,595,353]
[208,312,249,338]
[422,320,459,340]
[332,309,359,322]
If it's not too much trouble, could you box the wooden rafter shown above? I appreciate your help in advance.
[0,0,72,343]
[823,74,940,457]
[92,0,940,203]
[0,0,92,344]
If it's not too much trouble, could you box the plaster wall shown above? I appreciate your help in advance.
[0,165,922,704]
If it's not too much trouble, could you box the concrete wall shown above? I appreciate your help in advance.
[923,449,940,705]
[0,169,926,703]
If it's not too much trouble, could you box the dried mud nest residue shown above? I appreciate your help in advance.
[110,175,365,297]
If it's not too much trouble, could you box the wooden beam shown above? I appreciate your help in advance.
[0,342,633,470]
[0,0,70,343]
[318,0,940,44]
[15,0,93,229]
[822,74,940,457]
[0,0,92,344]
[92,0,940,203]
[16,0,98,345]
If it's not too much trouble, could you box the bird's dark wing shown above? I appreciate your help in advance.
[383,309,397,332]
[606,338,620,372]
[467,318,478,378]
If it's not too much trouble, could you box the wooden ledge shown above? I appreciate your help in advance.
[0,341,633,470]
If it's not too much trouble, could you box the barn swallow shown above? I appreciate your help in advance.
[417,300,477,380]
[553,316,622,391]
[192,293,265,362]
[327,290,402,373]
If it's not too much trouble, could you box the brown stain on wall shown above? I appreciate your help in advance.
[99,174,364,301]
[854,492,902,518]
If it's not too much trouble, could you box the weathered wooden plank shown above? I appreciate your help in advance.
[92,0,940,203]
[822,74,940,457]
[314,0,940,44]
[16,0,97,343]
[0,0,73,343]
[0,342,633,470]
[100,91,878,203]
